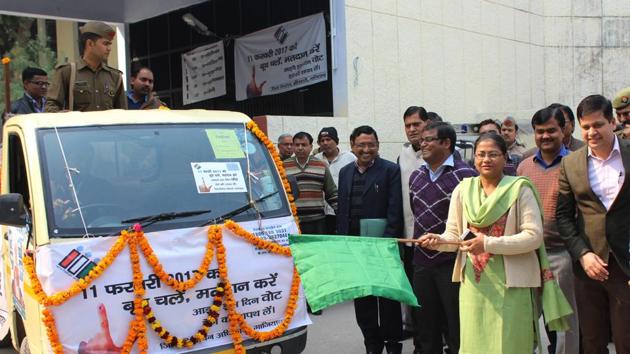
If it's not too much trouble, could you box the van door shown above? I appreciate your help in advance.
[2,131,34,346]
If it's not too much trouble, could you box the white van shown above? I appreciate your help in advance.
[0,110,309,353]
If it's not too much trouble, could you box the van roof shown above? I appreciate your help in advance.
[5,109,252,130]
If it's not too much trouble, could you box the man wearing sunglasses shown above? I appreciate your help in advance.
[612,87,630,140]
[10,67,48,115]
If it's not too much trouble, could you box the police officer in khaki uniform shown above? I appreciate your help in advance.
[612,87,630,139]
[45,21,127,112]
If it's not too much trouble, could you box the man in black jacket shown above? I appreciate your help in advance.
[337,125,404,354]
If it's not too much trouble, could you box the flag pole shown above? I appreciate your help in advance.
[397,238,461,246]
[2,57,10,115]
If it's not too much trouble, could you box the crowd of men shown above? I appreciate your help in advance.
[279,96,630,354]
[4,19,630,354]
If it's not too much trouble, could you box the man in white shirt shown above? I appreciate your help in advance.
[315,127,356,234]
[399,106,429,242]
[556,94,630,353]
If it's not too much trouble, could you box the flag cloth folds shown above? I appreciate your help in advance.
[289,234,419,312]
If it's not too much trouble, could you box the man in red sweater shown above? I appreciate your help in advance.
[517,106,579,354]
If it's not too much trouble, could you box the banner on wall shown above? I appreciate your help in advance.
[182,41,227,105]
[234,13,328,101]
[35,216,310,353]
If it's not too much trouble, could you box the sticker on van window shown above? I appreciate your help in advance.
[206,129,245,159]
[191,162,247,193]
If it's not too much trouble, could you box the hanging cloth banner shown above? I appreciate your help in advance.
[234,13,328,101]
[182,41,227,105]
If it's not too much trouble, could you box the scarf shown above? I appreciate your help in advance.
[460,175,573,331]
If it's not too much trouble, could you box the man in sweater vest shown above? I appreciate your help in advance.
[409,122,477,354]
[517,107,579,354]
[397,106,430,336]
[283,131,338,235]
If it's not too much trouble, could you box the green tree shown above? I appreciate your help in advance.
[1,15,57,113]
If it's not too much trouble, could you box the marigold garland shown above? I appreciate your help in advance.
[223,219,291,256]
[121,230,148,354]
[42,308,63,354]
[143,283,225,348]
[237,267,301,342]
[246,120,301,231]
[212,226,301,354]
[136,226,215,292]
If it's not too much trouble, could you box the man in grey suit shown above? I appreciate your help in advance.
[556,94,630,354]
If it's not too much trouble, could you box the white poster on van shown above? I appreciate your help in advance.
[0,227,22,340]
[182,41,227,105]
[7,226,28,321]
[34,216,310,353]
[191,162,247,193]
[234,13,328,101]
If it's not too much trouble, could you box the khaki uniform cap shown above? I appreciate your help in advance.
[79,21,116,41]
[612,87,630,109]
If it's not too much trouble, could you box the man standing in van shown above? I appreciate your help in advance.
[46,21,127,112]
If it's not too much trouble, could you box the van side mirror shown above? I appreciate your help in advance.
[0,193,27,227]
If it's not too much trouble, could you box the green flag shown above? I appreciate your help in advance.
[289,234,419,312]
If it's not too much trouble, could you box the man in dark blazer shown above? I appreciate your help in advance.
[337,125,404,354]
[556,94,630,354]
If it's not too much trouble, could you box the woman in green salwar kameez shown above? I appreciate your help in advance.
[418,133,570,354]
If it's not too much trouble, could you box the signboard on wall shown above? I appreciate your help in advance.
[182,41,227,105]
[234,13,328,101]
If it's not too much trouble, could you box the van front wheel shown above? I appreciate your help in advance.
[19,337,29,354]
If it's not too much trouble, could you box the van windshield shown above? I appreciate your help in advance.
[38,123,289,237]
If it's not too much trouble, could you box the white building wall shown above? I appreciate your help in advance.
[268,0,630,160]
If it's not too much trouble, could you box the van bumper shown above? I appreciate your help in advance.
[186,326,307,354]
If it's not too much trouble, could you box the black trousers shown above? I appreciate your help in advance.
[354,295,403,351]
[299,218,327,235]
[325,214,337,235]
[412,260,460,354]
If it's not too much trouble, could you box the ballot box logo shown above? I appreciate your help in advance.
[57,246,99,280]
[274,26,288,44]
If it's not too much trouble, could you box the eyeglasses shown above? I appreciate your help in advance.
[474,152,504,160]
[421,136,443,143]
[29,80,49,87]
[353,143,378,150]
